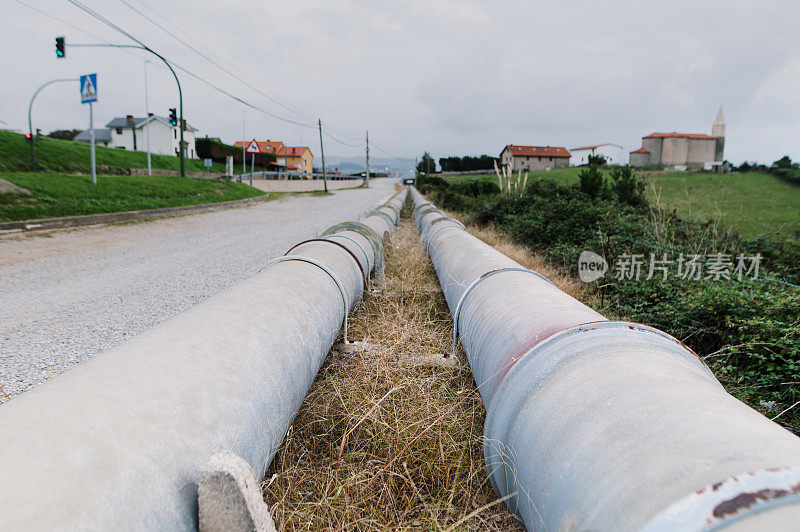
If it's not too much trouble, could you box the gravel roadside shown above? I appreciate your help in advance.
[0,179,396,401]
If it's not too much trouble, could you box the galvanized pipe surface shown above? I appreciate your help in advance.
[0,192,405,530]
[411,188,800,531]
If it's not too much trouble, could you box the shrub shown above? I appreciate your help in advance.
[609,165,645,206]
[577,165,605,197]
[421,173,800,433]
[587,153,607,167]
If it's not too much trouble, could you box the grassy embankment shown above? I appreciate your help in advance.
[419,173,800,434]
[443,167,800,238]
[0,173,264,221]
[0,130,225,173]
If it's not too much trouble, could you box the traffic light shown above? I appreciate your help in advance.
[55,36,65,58]
[168,108,177,126]
[25,133,32,141]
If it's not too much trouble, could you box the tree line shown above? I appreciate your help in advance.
[416,152,497,174]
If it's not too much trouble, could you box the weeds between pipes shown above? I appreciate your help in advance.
[262,200,521,530]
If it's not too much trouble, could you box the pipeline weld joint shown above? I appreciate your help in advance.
[451,267,555,358]
[262,255,352,343]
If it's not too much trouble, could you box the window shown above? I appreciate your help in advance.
[116,128,122,134]
[174,129,177,140]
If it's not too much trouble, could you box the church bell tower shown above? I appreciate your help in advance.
[712,106,726,162]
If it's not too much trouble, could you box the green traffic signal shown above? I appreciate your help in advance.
[168,108,177,126]
[55,36,65,58]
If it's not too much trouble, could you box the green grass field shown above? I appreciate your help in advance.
[0,130,225,174]
[443,168,800,238]
[0,173,264,222]
[644,171,800,238]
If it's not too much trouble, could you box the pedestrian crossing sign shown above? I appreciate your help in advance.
[80,73,97,104]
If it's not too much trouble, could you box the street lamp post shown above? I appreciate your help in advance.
[28,78,78,169]
[144,60,152,176]
[65,42,185,177]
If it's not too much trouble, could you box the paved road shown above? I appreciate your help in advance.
[0,179,396,401]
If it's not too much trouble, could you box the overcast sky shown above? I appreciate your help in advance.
[3,0,799,164]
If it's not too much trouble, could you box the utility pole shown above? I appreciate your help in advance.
[28,78,78,169]
[241,110,246,182]
[144,60,152,176]
[365,130,370,188]
[318,118,328,193]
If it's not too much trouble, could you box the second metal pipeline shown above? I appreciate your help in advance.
[411,187,800,531]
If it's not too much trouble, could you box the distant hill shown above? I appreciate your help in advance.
[324,155,415,175]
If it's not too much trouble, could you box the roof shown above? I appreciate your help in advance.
[233,140,285,153]
[644,132,716,140]
[279,146,312,157]
[501,144,570,158]
[74,128,112,142]
[571,143,623,151]
[105,115,198,132]
[630,147,650,154]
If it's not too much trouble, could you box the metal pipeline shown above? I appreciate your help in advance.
[411,188,800,530]
[0,189,406,530]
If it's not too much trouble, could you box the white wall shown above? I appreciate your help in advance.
[107,119,198,159]
[570,144,627,166]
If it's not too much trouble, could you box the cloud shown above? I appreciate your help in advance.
[2,0,799,163]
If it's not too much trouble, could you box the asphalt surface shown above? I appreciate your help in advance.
[0,179,396,401]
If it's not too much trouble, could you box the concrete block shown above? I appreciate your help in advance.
[198,451,276,532]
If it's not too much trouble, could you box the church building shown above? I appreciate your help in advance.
[630,108,726,168]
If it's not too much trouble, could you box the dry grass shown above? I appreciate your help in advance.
[262,202,522,530]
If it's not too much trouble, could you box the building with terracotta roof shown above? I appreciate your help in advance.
[500,145,571,171]
[278,146,313,174]
[233,140,314,175]
[570,143,626,166]
[630,108,726,168]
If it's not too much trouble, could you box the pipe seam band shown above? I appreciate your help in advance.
[262,255,352,343]
[284,238,367,290]
[639,466,800,531]
[452,267,555,359]
[320,222,385,275]
[323,234,372,283]
[423,218,467,252]
[364,210,397,236]
[380,202,401,218]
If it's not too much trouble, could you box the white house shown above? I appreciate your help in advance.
[570,143,627,166]
[75,114,198,159]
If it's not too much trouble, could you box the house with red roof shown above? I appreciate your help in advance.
[570,143,626,166]
[233,140,314,175]
[630,108,726,168]
[500,145,571,171]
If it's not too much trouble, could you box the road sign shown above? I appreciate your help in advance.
[80,73,98,104]
[203,158,212,168]
[245,139,261,154]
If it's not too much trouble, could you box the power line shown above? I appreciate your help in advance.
[116,0,316,125]
[122,0,379,148]
[12,0,140,60]
[45,0,393,153]
[64,0,315,127]
[132,0,314,123]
